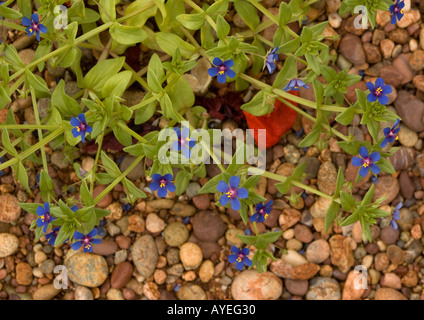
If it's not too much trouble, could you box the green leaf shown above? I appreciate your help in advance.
[236,234,258,245]
[334,166,344,198]
[110,22,147,45]
[260,231,282,243]
[101,151,121,177]
[335,105,356,125]
[305,53,320,74]
[102,71,132,98]
[241,90,272,116]
[176,12,206,30]
[198,174,223,194]
[0,5,22,19]
[275,178,292,195]
[278,2,292,26]
[367,119,380,142]
[125,0,157,27]
[166,73,195,112]
[80,180,94,206]
[298,128,320,148]
[340,191,356,211]
[233,0,259,30]
[325,201,339,233]
[216,15,230,40]
[273,55,297,88]
[134,93,158,125]
[19,203,41,215]
[175,169,193,196]
[51,80,81,117]
[1,128,18,156]
[39,169,54,202]
[82,57,125,94]
[361,184,375,205]
[26,70,50,98]
[155,32,197,58]
[341,210,360,227]
[242,175,261,189]
[378,157,396,175]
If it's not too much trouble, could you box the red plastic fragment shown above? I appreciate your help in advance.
[242,90,299,149]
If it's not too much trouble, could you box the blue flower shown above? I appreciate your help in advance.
[172,127,196,159]
[283,78,309,92]
[390,202,402,230]
[228,246,252,270]
[380,119,400,148]
[95,219,107,238]
[71,228,102,253]
[217,176,249,211]
[150,173,176,197]
[250,200,273,223]
[71,113,92,143]
[36,202,55,233]
[389,0,405,25]
[265,47,279,74]
[22,13,47,42]
[366,78,392,105]
[45,227,61,246]
[208,58,236,83]
[351,146,381,177]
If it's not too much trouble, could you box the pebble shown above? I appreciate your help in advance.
[342,270,366,300]
[0,233,19,258]
[146,213,165,233]
[143,282,160,300]
[192,194,210,210]
[33,284,61,300]
[340,34,365,65]
[317,162,337,196]
[16,262,33,286]
[35,251,47,265]
[284,279,308,296]
[147,199,174,210]
[281,249,308,267]
[329,235,354,273]
[176,284,207,300]
[170,203,196,217]
[398,126,418,147]
[66,253,108,288]
[75,286,94,300]
[298,156,321,179]
[183,57,212,96]
[107,288,125,300]
[306,277,341,300]
[225,228,244,246]
[127,214,145,233]
[306,239,330,264]
[115,235,131,249]
[111,262,133,289]
[310,197,332,218]
[380,226,400,245]
[132,235,158,279]
[381,272,402,289]
[185,182,201,198]
[51,151,69,169]
[0,194,21,223]
[279,208,301,230]
[93,185,113,208]
[191,211,226,242]
[394,91,424,132]
[375,288,407,300]
[92,239,118,256]
[199,260,214,283]
[231,270,282,300]
[399,172,415,200]
[179,242,203,270]
[105,202,123,221]
[164,222,189,247]
[372,176,399,205]
[294,224,313,243]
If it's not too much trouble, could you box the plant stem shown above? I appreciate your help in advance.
[117,121,148,143]
[0,128,64,171]
[93,155,144,205]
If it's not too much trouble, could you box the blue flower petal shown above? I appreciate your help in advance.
[395,202,403,211]
[31,13,39,23]
[244,257,253,267]
[230,197,241,211]
[87,228,97,238]
[228,254,238,263]
[366,81,375,91]
[208,67,219,77]
[70,117,80,126]
[229,176,240,189]
[157,186,168,197]
[235,260,244,270]
[166,181,176,193]
[359,146,369,158]
[91,238,102,245]
[359,166,369,177]
[216,73,227,83]
[71,241,83,251]
[226,69,236,79]
[378,95,389,105]
[367,93,377,102]
[219,194,230,206]
[163,173,173,181]
[77,113,86,123]
[249,213,258,222]
[375,77,384,88]
[351,156,363,167]
[36,205,46,217]
[231,246,240,254]
[151,174,162,181]
[217,180,229,193]
[223,59,234,68]
[73,231,85,240]
[236,187,249,199]
[39,23,47,34]
[241,248,249,255]
[212,57,223,66]
[22,16,32,26]
[369,163,380,175]
[369,152,381,162]
[380,138,389,148]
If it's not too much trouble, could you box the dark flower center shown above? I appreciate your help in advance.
[159,178,167,188]
[83,236,92,244]
[32,22,39,31]
[53,229,59,236]
[226,188,237,198]
[44,213,51,223]
[259,208,265,215]
[362,157,371,168]
[218,65,226,75]
[374,87,383,97]
[237,252,245,262]
[79,122,87,132]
